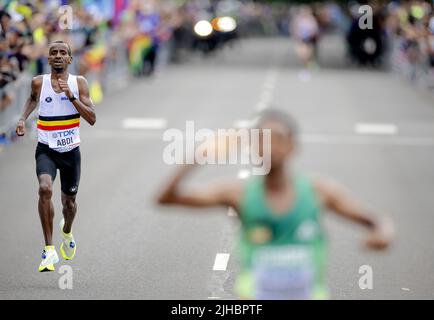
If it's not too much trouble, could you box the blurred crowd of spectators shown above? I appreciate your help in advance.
[0,0,183,112]
[1,0,433,132]
[0,0,277,116]
[384,1,434,86]
[271,1,434,87]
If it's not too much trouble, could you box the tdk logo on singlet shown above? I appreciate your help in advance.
[52,129,76,139]
[45,97,53,103]
[52,129,76,147]
[61,96,69,101]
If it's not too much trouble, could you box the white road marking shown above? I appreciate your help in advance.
[260,90,273,103]
[234,118,259,129]
[264,81,276,90]
[355,123,398,135]
[208,297,222,299]
[300,134,434,146]
[265,69,278,81]
[237,169,251,180]
[234,120,252,129]
[87,130,434,146]
[213,253,230,271]
[122,118,168,130]
[88,129,163,140]
[401,288,410,291]
[209,67,277,296]
[256,101,269,111]
[255,68,278,111]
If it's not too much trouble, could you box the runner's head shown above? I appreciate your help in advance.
[257,109,298,170]
[48,41,72,73]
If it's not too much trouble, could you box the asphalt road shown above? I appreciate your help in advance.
[1,36,433,300]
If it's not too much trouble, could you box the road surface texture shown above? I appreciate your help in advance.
[1,36,433,300]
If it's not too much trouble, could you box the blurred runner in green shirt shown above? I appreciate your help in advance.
[157,109,393,300]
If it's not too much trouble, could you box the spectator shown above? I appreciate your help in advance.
[0,34,16,112]
[386,1,434,86]
[0,10,12,38]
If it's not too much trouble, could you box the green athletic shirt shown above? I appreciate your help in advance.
[235,172,329,300]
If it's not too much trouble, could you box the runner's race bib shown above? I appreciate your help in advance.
[48,128,80,151]
[251,245,315,300]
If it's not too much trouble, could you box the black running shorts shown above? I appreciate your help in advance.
[35,143,81,196]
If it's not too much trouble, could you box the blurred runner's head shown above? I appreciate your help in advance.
[48,41,72,73]
[257,109,298,169]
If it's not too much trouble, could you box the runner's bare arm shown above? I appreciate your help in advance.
[74,76,96,126]
[58,76,96,125]
[157,164,241,211]
[314,178,394,250]
[16,76,42,136]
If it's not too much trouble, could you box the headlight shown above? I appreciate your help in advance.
[194,20,213,37]
[214,16,237,33]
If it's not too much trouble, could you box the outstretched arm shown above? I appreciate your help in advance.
[157,164,241,211]
[16,76,42,136]
[315,178,394,250]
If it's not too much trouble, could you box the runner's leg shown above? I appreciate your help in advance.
[61,193,76,234]
[38,174,55,246]
[36,144,58,246]
[59,147,81,234]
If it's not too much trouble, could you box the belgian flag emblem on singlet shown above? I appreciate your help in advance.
[37,113,80,131]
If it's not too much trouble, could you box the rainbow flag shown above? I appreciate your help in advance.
[83,43,107,72]
[128,34,152,75]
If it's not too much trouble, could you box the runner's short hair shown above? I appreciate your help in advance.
[49,40,72,57]
[257,108,299,137]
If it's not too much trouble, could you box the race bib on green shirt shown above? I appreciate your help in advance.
[252,245,316,299]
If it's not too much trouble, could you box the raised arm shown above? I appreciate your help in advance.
[157,164,241,211]
[16,76,42,137]
[314,178,394,250]
[58,75,96,126]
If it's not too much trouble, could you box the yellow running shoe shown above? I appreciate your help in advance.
[59,218,76,260]
[38,246,59,272]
